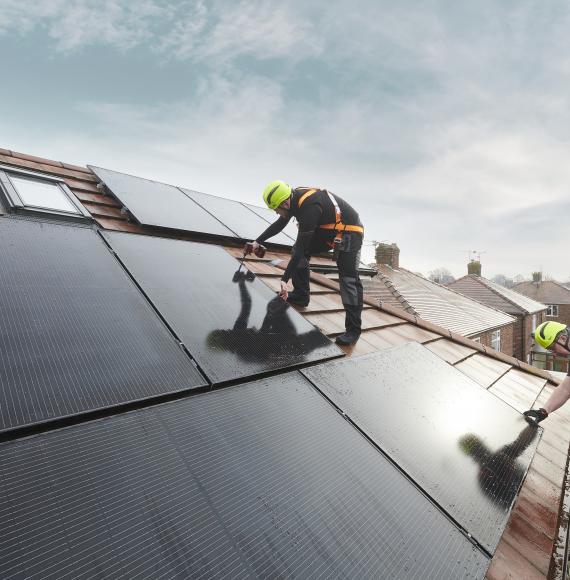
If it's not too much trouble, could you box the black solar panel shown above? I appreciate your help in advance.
[302,342,541,554]
[0,218,207,432]
[0,373,489,579]
[89,166,234,237]
[103,231,342,383]
[182,188,293,245]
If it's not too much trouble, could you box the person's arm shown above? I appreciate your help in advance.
[281,205,322,283]
[256,216,289,244]
[524,374,570,423]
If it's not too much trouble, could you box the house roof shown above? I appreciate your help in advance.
[0,148,568,579]
[514,280,570,305]
[362,264,516,337]
[449,275,548,316]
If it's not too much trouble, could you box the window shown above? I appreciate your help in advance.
[0,165,89,219]
[491,330,501,351]
[546,305,559,317]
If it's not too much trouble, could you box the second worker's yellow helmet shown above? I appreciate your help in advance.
[533,321,567,349]
[263,180,291,210]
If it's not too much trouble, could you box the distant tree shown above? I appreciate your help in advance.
[428,267,455,285]
[491,274,515,288]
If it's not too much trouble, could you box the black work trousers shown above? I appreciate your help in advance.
[291,232,363,333]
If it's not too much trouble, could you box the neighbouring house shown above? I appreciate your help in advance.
[0,147,569,579]
[514,272,570,373]
[448,261,547,364]
[362,243,517,357]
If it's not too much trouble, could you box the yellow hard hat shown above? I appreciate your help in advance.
[533,321,567,349]
[262,180,291,210]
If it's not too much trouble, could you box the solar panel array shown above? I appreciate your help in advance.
[89,166,296,245]
[103,231,342,383]
[0,218,206,433]
[0,373,490,579]
[302,342,541,554]
[0,206,543,578]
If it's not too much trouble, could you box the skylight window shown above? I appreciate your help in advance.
[0,166,90,219]
[9,175,79,213]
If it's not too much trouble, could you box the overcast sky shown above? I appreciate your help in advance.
[1,0,569,280]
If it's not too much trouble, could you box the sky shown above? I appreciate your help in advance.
[1,0,569,280]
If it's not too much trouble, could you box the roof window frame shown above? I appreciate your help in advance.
[0,164,91,221]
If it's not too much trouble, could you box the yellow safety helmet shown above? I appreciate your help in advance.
[533,321,567,349]
[262,180,291,210]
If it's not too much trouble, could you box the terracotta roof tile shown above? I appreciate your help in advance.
[500,509,553,575]
[513,484,559,541]
[362,323,438,350]
[486,539,545,580]
[260,277,334,295]
[489,369,547,413]
[335,336,379,357]
[425,338,475,364]
[0,152,96,182]
[455,354,511,388]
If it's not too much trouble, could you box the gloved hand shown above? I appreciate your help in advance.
[523,408,548,424]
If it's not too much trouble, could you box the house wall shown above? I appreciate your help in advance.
[471,323,514,357]
[545,303,570,328]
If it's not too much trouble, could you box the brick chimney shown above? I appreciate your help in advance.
[376,243,400,269]
[468,260,481,276]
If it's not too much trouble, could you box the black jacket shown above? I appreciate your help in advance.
[256,187,362,282]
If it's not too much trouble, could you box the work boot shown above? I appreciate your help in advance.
[287,291,310,307]
[335,330,361,346]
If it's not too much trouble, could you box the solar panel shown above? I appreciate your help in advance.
[182,188,293,245]
[89,166,234,237]
[242,202,299,242]
[302,342,541,554]
[103,231,342,383]
[0,373,489,579]
[0,218,207,432]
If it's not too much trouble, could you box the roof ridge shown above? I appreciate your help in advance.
[374,270,417,315]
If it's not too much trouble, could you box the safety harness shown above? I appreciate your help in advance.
[297,189,364,247]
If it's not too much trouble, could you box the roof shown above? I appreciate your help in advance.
[449,275,547,315]
[514,280,570,305]
[0,147,568,579]
[362,264,516,337]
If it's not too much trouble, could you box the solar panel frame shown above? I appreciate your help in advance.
[0,373,489,579]
[0,218,207,434]
[89,166,235,237]
[301,342,542,555]
[181,188,294,245]
[103,231,342,384]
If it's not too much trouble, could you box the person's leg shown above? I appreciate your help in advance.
[335,233,363,345]
[289,248,311,306]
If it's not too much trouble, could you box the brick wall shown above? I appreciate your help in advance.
[471,323,514,357]
[545,303,570,328]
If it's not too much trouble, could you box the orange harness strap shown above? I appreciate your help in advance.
[297,188,364,235]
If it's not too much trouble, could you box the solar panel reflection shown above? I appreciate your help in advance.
[302,342,541,554]
[103,231,342,383]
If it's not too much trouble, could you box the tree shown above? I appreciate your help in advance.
[428,267,455,285]
[491,274,516,288]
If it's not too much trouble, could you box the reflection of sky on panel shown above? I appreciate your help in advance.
[302,342,541,554]
[104,231,341,384]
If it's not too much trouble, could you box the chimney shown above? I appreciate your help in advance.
[467,260,481,276]
[376,243,400,269]
[532,271,542,284]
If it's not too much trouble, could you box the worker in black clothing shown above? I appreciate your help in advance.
[245,180,364,346]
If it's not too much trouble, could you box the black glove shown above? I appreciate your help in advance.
[523,408,548,425]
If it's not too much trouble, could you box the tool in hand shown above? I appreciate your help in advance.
[233,243,266,282]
